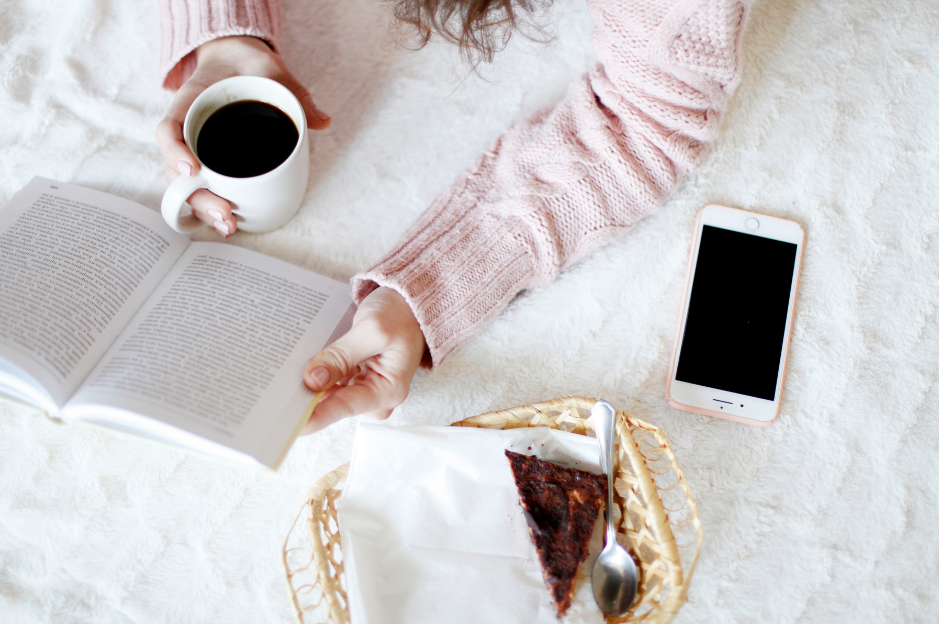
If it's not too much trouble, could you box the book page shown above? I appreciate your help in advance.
[66,242,355,467]
[0,177,190,411]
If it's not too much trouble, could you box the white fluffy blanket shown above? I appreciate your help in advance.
[1,0,937,622]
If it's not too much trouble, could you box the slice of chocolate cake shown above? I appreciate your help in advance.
[505,450,607,617]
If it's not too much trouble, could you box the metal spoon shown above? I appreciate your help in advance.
[590,399,638,617]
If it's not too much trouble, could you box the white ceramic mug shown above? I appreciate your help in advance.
[161,76,309,234]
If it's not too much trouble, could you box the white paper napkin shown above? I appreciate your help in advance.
[337,424,607,624]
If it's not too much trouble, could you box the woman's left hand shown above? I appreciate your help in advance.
[155,35,331,238]
[301,287,426,433]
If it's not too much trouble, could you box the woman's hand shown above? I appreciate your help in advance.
[302,287,427,434]
[155,36,331,238]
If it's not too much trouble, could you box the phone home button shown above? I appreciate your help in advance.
[745,217,760,231]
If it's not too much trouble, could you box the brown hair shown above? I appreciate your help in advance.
[391,0,550,64]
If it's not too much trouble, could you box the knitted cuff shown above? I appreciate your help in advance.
[351,182,536,369]
[158,0,283,90]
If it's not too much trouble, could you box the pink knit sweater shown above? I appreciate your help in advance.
[159,0,751,367]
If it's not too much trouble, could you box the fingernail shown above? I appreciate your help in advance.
[178,160,192,177]
[207,209,223,221]
[313,107,331,121]
[308,366,330,389]
[214,220,229,236]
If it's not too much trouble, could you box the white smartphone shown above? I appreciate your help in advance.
[665,204,804,426]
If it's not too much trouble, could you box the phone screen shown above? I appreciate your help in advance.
[675,225,798,400]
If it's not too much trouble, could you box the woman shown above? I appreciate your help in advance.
[156,0,752,431]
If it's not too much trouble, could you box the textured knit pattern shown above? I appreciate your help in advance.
[158,0,282,90]
[352,0,751,367]
[158,0,750,368]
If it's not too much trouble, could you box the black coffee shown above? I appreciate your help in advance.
[197,100,299,178]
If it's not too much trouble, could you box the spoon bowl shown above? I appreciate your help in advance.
[590,400,638,617]
[592,536,639,617]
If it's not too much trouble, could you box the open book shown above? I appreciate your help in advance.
[0,177,355,469]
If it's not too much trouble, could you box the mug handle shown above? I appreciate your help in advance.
[161,172,211,234]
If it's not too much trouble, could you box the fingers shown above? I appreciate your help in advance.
[158,76,236,239]
[156,79,209,177]
[301,372,402,434]
[163,165,238,237]
[189,189,238,237]
[304,328,382,392]
[156,115,196,178]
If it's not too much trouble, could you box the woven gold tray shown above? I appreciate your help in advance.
[282,396,702,624]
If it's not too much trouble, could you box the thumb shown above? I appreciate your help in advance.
[303,326,379,391]
[285,81,331,131]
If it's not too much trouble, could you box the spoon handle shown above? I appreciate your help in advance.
[592,400,618,543]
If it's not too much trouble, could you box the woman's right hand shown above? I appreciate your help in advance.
[155,36,331,237]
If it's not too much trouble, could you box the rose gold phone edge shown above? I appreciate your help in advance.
[664,204,804,427]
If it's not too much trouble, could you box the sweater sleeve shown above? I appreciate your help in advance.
[157,0,283,90]
[351,0,752,368]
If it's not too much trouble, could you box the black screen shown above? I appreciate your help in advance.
[675,226,797,400]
